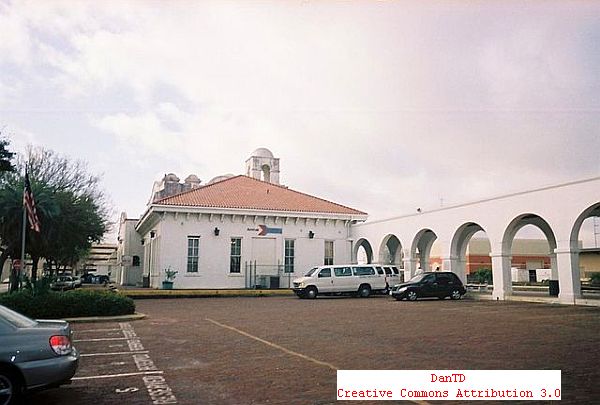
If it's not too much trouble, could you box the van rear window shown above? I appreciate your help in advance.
[375,267,384,275]
[384,267,392,275]
[392,267,399,275]
[354,266,375,276]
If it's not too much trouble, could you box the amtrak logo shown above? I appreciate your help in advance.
[257,225,283,236]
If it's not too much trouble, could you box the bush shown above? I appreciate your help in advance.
[0,289,135,319]
[590,272,600,286]
[469,268,493,284]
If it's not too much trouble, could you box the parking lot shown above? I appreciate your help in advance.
[31,296,600,404]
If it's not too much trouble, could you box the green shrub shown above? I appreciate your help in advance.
[469,268,493,284]
[590,272,600,286]
[0,289,135,319]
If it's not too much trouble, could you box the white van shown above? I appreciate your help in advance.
[292,265,387,299]
[374,265,403,292]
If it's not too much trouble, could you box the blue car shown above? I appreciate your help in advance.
[0,305,79,404]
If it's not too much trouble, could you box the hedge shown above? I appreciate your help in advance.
[0,289,135,319]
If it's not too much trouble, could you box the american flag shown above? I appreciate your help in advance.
[23,169,41,233]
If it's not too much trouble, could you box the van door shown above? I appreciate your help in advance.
[316,268,334,293]
[332,267,354,292]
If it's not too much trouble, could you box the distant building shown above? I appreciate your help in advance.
[429,238,599,279]
[116,212,144,286]
[76,243,118,278]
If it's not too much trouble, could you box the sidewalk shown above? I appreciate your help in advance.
[467,290,600,307]
[118,287,295,299]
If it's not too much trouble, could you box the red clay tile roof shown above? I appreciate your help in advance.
[154,175,367,216]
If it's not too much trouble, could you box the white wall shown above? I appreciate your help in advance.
[145,212,353,289]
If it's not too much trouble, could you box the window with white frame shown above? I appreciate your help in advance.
[284,239,295,273]
[187,236,199,272]
[230,238,242,273]
[324,240,334,265]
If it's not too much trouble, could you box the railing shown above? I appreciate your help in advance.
[244,262,293,289]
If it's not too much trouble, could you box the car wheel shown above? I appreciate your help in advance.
[407,290,418,301]
[305,286,318,299]
[450,289,462,300]
[358,284,371,298]
[0,367,22,405]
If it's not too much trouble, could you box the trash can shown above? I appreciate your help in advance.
[548,280,559,297]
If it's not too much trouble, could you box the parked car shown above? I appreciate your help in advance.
[80,273,110,285]
[0,304,79,404]
[391,271,467,301]
[292,265,387,298]
[50,276,79,291]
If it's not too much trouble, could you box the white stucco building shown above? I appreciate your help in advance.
[127,148,367,289]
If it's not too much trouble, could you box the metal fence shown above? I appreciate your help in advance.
[244,261,293,289]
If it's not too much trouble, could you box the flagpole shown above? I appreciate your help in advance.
[20,200,26,289]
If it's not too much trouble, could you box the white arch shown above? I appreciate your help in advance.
[410,228,437,272]
[378,234,403,265]
[353,238,374,264]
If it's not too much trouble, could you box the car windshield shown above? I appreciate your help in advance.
[0,305,37,328]
[409,274,427,283]
[305,267,319,277]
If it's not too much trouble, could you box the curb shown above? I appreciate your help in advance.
[122,289,296,299]
[63,312,147,323]
[466,292,600,307]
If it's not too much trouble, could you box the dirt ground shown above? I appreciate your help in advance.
[31,296,600,404]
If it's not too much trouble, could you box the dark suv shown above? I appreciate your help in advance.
[391,271,466,301]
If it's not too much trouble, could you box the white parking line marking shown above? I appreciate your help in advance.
[109,344,124,348]
[80,351,149,357]
[205,318,339,371]
[205,318,428,405]
[74,337,128,342]
[72,371,164,380]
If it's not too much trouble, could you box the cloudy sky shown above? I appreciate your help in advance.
[1,0,599,243]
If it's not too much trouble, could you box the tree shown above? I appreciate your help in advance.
[0,136,15,173]
[0,145,112,287]
[0,136,16,285]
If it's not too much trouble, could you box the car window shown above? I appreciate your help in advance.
[375,267,384,275]
[449,273,462,284]
[334,267,352,277]
[422,274,435,284]
[392,267,399,275]
[437,274,451,285]
[318,269,331,278]
[384,267,392,275]
[0,305,37,328]
[353,266,375,276]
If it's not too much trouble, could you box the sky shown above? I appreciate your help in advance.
[1,0,599,244]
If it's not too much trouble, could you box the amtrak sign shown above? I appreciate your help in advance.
[247,225,283,236]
